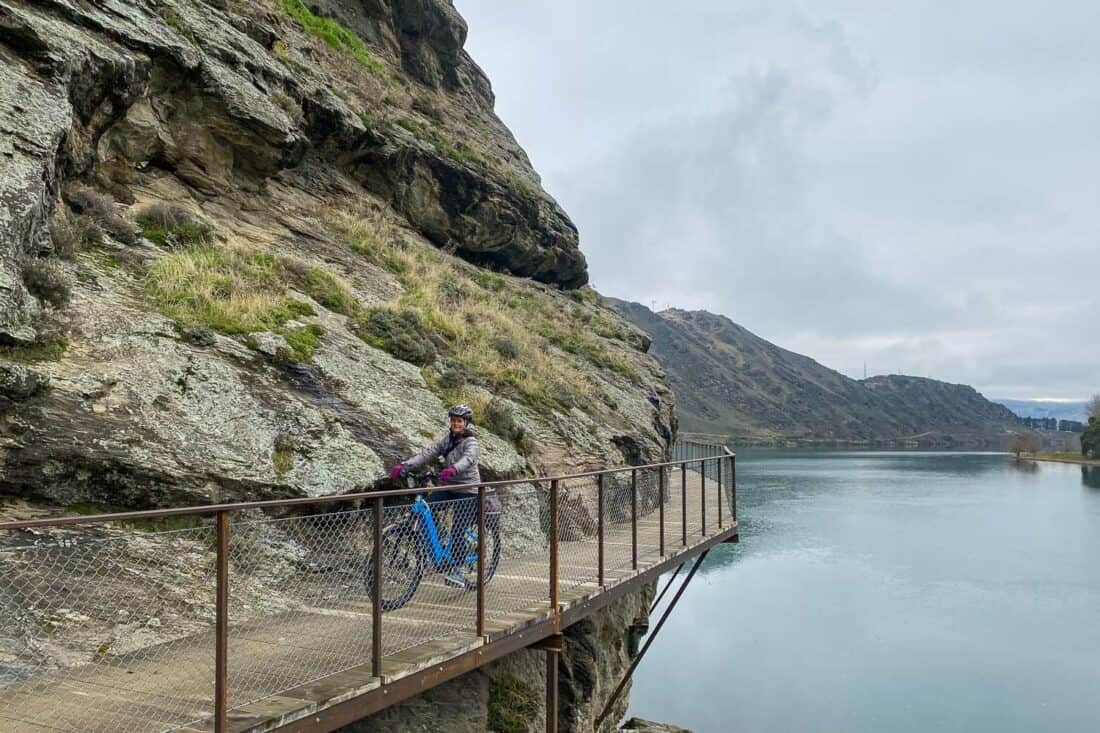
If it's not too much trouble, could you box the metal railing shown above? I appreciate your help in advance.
[0,444,735,733]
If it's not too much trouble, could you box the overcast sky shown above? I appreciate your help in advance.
[456,1,1098,401]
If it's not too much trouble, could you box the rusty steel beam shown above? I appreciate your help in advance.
[530,634,564,653]
[0,455,738,532]
[550,479,560,626]
[597,473,605,587]
[658,467,665,557]
[269,523,738,733]
[649,562,685,614]
[546,648,559,733]
[700,459,707,536]
[215,511,229,733]
[371,497,382,678]
[630,468,638,570]
[717,456,723,529]
[477,486,486,638]
[681,463,687,546]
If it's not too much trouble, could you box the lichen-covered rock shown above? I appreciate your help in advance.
[0,363,48,400]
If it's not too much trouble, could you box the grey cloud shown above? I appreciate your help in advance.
[458,0,1099,399]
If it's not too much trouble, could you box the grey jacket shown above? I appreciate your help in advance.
[404,429,482,493]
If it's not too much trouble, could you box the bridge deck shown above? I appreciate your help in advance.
[0,470,735,733]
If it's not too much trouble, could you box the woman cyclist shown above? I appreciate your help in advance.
[389,405,483,587]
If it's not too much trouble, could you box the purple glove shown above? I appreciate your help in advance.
[389,464,406,480]
[439,466,458,484]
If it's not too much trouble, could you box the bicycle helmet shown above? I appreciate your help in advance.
[448,404,474,426]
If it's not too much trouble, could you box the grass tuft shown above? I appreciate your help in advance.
[487,672,540,733]
[280,0,385,74]
[331,209,640,413]
[146,246,292,334]
[136,203,214,247]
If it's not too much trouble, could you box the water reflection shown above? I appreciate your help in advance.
[1083,465,1100,489]
[1007,458,1040,474]
[632,451,1100,733]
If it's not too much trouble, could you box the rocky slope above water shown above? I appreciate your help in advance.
[0,0,677,510]
[612,300,1020,447]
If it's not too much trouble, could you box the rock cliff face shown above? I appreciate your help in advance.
[0,0,676,510]
[612,299,1019,447]
[0,5,683,729]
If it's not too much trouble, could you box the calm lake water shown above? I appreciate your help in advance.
[628,451,1100,732]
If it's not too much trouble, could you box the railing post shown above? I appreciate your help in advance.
[546,647,559,733]
[477,486,486,638]
[630,469,638,570]
[681,463,687,547]
[731,453,737,522]
[597,473,605,588]
[717,456,723,529]
[372,496,383,678]
[700,459,707,536]
[658,467,665,557]
[215,511,229,733]
[549,480,560,625]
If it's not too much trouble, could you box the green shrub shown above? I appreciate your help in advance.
[491,336,519,360]
[271,90,305,126]
[281,324,326,363]
[280,0,384,73]
[136,203,214,247]
[487,672,540,733]
[395,117,423,135]
[355,308,436,366]
[273,434,296,475]
[22,259,71,308]
[161,8,197,45]
[483,398,528,452]
[0,338,67,363]
[65,185,137,244]
[282,260,359,317]
[50,210,102,258]
[473,271,505,292]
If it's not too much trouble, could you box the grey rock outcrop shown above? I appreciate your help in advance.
[0,0,585,350]
[0,0,675,509]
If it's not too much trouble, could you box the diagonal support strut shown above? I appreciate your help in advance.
[649,561,685,615]
[594,550,710,727]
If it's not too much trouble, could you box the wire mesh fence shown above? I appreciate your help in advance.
[0,445,736,732]
[0,522,218,732]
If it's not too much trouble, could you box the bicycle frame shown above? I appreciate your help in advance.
[409,495,477,569]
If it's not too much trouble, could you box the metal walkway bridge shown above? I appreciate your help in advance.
[0,441,737,733]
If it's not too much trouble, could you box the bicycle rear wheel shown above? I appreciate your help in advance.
[365,522,424,611]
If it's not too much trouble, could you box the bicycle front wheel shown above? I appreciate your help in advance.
[365,522,424,611]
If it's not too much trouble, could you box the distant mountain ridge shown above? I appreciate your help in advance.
[992,399,1087,422]
[610,299,1020,447]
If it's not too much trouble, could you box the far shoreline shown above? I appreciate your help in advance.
[1021,452,1100,467]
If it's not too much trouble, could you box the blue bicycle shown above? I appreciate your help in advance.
[366,471,502,611]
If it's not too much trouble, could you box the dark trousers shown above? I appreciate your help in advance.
[429,491,477,566]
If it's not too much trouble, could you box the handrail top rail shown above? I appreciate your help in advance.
[0,448,734,531]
